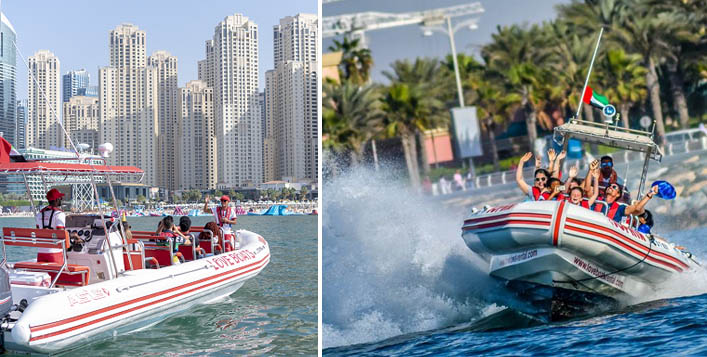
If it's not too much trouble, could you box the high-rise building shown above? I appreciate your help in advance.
[27,50,62,150]
[63,96,99,150]
[200,14,262,188]
[263,71,275,181]
[77,86,98,97]
[15,99,27,149]
[62,69,89,103]
[147,50,178,191]
[0,14,17,148]
[99,23,159,186]
[176,80,216,190]
[265,14,318,182]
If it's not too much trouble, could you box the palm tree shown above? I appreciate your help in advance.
[472,79,522,170]
[645,0,706,129]
[383,58,448,174]
[328,35,373,85]
[482,24,560,150]
[596,49,648,128]
[380,83,440,187]
[322,80,382,165]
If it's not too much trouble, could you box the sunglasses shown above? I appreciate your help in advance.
[535,177,547,182]
[601,162,613,168]
[609,184,620,191]
[221,200,228,202]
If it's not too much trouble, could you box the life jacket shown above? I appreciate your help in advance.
[39,206,64,229]
[595,200,621,220]
[531,187,550,201]
[216,206,232,227]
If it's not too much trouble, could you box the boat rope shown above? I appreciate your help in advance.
[553,236,655,286]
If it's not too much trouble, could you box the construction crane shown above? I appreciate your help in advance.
[323,2,484,39]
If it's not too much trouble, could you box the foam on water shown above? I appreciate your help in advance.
[323,167,501,348]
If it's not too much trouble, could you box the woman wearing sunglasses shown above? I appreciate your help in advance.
[516,152,551,201]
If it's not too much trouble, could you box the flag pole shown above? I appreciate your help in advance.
[575,27,604,120]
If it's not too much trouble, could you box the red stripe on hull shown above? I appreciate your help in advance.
[464,213,552,225]
[29,254,270,341]
[567,218,688,269]
[565,225,682,272]
[463,220,550,231]
[552,201,566,246]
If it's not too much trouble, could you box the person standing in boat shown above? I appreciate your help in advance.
[35,189,76,263]
[203,195,237,250]
[516,152,551,201]
[597,156,619,197]
[595,183,658,223]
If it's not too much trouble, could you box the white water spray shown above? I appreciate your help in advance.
[322,166,503,348]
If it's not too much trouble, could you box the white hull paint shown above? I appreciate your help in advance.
[462,201,701,301]
[4,229,269,354]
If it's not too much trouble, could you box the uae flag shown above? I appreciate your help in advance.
[582,86,610,110]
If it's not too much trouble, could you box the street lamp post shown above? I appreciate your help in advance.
[423,16,479,179]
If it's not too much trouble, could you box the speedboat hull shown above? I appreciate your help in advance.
[462,201,698,320]
[4,229,269,354]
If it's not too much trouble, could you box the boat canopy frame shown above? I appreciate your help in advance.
[0,156,145,278]
[554,118,662,197]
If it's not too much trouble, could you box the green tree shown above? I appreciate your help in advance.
[137,195,146,204]
[383,58,449,175]
[380,83,441,187]
[472,79,523,170]
[299,186,309,201]
[323,81,382,165]
[328,34,373,85]
[596,49,648,127]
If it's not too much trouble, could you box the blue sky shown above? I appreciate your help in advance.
[2,0,317,100]
[323,0,569,83]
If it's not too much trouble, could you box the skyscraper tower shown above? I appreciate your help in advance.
[15,99,27,149]
[176,80,216,190]
[99,23,159,186]
[27,50,62,150]
[200,14,262,188]
[62,69,89,103]
[0,14,17,147]
[148,50,178,191]
[265,14,318,182]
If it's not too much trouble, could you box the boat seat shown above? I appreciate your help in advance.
[13,262,90,287]
[1,227,90,286]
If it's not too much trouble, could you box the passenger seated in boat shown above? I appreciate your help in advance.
[516,152,551,201]
[157,216,190,243]
[568,168,599,208]
[35,189,81,263]
[177,216,195,244]
[637,209,653,234]
[594,183,658,223]
[547,178,564,201]
[199,222,223,246]
[157,218,190,250]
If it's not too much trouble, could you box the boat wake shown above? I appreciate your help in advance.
[322,166,517,348]
[323,164,707,349]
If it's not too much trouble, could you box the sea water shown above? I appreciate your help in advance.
[0,215,317,355]
[323,166,707,355]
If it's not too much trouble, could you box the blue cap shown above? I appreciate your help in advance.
[651,180,676,200]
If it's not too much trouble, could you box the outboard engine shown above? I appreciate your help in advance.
[0,263,12,317]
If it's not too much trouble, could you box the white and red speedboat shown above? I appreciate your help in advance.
[0,157,270,354]
[461,120,702,321]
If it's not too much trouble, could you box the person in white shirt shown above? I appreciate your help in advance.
[203,195,238,250]
[35,189,68,263]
